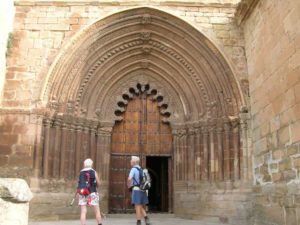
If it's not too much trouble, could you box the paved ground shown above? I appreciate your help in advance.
[29,214,223,225]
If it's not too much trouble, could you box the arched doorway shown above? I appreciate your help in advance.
[36,6,249,221]
[109,88,172,213]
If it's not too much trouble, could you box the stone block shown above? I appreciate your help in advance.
[0,134,18,145]
[278,126,291,146]
[294,157,300,167]
[0,155,9,166]
[285,207,297,225]
[272,149,284,160]
[279,158,293,171]
[283,170,297,181]
[287,144,298,156]
[0,178,33,225]
[0,145,12,155]
[216,30,230,39]
[290,103,300,123]
[287,181,300,195]
[195,16,209,23]
[254,205,285,225]
[295,195,300,207]
[38,17,58,24]
[272,172,283,182]
[291,121,300,143]
[9,155,33,167]
[210,17,229,24]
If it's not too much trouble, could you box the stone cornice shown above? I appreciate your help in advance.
[235,0,260,26]
[15,0,239,7]
[0,108,45,115]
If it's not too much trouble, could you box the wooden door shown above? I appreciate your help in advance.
[109,92,172,213]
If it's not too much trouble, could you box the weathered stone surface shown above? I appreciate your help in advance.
[0,178,33,202]
[0,178,33,225]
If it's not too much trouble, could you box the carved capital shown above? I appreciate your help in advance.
[201,126,209,134]
[53,115,62,128]
[97,127,113,137]
[224,121,231,132]
[216,126,224,134]
[188,127,196,135]
[43,118,52,128]
[141,14,151,24]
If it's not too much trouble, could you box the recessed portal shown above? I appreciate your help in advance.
[146,156,170,212]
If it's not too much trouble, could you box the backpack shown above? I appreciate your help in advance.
[135,167,151,191]
[77,169,95,195]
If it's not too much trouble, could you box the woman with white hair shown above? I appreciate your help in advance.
[127,156,150,225]
[78,158,102,225]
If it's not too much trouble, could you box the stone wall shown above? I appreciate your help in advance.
[174,181,253,225]
[0,0,15,101]
[2,0,248,109]
[240,0,300,224]
[1,0,252,222]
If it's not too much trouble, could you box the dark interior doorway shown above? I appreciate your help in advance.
[146,156,169,212]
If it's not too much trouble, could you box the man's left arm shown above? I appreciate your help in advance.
[127,176,132,188]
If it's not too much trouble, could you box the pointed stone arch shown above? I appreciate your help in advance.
[40,6,246,123]
[36,5,251,220]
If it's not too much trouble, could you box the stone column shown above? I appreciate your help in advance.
[240,113,250,181]
[52,116,62,178]
[195,128,201,181]
[67,121,76,179]
[59,120,68,179]
[42,116,52,179]
[224,122,231,180]
[217,126,224,181]
[172,129,180,181]
[82,121,91,160]
[96,123,113,181]
[31,114,44,191]
[202,126,209,180]
[188,127,195,181]
[172,126,186,181]
[232,119,240,180]
[75,119,83,176]
[90,120,99,165]
[209,124,216,181]
[179,129,187,180]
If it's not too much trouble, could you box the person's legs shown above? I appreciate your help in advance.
[80,205,87,225]
[135,204,142,220]
[141,205,147,217]
[141,206,150,225]
[93,205,102,224]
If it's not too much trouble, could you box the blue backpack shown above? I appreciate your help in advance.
[77,169,95,195]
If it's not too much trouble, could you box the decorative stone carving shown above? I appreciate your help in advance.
[141,14,151,24]
[140,32,151,42]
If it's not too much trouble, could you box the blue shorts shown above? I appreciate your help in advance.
[131,189,149,205]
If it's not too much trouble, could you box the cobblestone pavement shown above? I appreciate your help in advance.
[29,214,224,225]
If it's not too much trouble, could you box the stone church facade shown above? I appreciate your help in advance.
[0,0,299,224]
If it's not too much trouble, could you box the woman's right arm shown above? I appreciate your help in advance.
[95,171,101,187]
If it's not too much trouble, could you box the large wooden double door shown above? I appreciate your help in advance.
[109,92,172,213]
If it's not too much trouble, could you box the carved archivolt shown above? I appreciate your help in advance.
[41,7,245,124]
